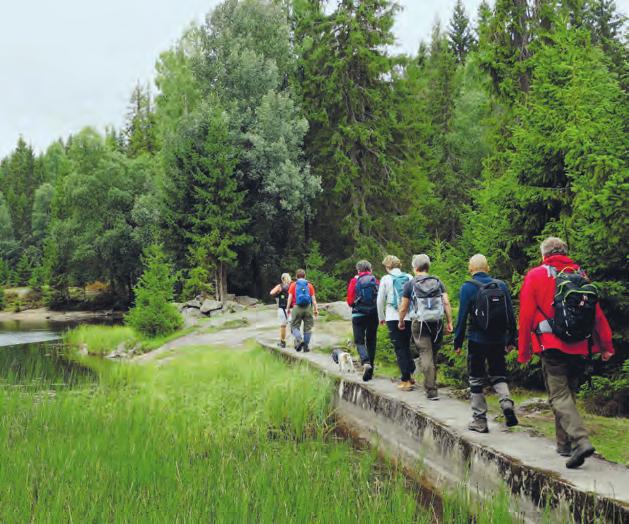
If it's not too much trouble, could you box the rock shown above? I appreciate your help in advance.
[235,296,258,307]
[184,299,202,310]
[79,343,88,356]
[200,299,223,315]
[517,397,550,413]
[106,342,129,360]
[320,301,352,321]
[224,301,246,313]
[182,307,202,327]
[224,293,236,302]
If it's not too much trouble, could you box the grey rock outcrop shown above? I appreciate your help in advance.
[200,299,223,315]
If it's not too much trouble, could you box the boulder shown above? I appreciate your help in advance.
[320,301,352,321]
[235,296,258,307]
[183,299,202,310]
[224,301,246,313]
[200,299,223,315]
[224,293,236,302]
[182,307,202,327]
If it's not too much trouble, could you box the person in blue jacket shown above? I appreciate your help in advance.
[454,254,518,433]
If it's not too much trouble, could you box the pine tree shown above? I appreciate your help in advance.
[0,192,19,261]
[126,244,182,337]
[124,83,157,157]
[448,0,476,64]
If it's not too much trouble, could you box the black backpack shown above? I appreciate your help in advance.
[277,284,289,310]
[353,274,378,314]
[545,267,598,343]
[468,279,510,335]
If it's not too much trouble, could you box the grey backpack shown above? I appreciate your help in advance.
[411,276,444,323]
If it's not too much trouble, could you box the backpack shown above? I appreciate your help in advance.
[410,276,444,323]
[468,279,510,335]
[389,273,411,310]
[295,279,312,307]
[277,284,289,310]
[353,274,378,314]
[542,266,598,343]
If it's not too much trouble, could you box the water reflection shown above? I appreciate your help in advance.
[0,319,97,387]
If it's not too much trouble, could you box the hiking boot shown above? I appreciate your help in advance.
[566,441,595,469]
[362,363,373,382]
[503,406,519,427]
[468,418,489,433]
[398,381,414,391]
[278,341,286,349]
[426,390,440,401]
[556,444,572,457]
[302,344,310,353]
[295,342,303,352]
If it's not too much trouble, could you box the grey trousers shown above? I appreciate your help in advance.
[541,349,590,448]
[411,320,438,394]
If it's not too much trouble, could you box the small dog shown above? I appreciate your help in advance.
[332,348,356,374]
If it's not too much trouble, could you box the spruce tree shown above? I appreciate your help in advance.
[448,0,476,64]
[126,244,182,337]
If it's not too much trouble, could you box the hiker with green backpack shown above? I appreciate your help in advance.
[377,255,415,391]
[518,237,614,469]
[398,254,453,400]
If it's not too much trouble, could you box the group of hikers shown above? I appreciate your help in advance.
[269,237,615,470]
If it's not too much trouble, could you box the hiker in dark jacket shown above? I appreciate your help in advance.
[347,260,379,382]
[454,254,518,433]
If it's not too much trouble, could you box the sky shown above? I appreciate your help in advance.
[0,0,625,158]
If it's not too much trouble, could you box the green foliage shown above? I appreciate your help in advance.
[0,287,4,310]
[126,245,182,338]
[304,242,344,303]
[65,325,137,356]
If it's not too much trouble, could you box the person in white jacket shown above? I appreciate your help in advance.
[377,255,415,391]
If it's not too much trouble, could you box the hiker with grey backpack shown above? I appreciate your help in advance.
[454,254,519,433]
[397,254,453,400]
[518,237,614,469]
[377,255,415,391]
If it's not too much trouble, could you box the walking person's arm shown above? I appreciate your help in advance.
[377,277,387,325]
[454,285,471,354]
[502,282,517,350]
[518,273,536,363]
[269,284,281,297]
[312,294,319,318]
[286,292,293,315]
[442,293,453,333]
[398,297,410,330]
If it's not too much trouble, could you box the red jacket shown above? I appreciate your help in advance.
[518,254,614,363]
[346,272,379,307]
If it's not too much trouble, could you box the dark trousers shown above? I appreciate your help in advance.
[387,320,415,381]
[467,340,508,393]
[467,340,512,420]
[352,312,379,365]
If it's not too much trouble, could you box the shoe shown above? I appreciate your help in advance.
[362,363,373,382]
[566,442,595,469]
[295,342,303,352]
[503,406,519,427]
[398,381,414,391]
[426,391,440,401]
[278,341,286,349]
[468,418,489,433]
[556,444,572,457]
[410,378,416,385]
[302,344,310,353]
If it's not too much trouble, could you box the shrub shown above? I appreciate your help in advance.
[126,245,183,338]
[305,242,344,302]
[579,360,629,417]
[0,288,4,310]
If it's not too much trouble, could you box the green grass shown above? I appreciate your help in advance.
[206,317,250,333]
[64,324,194,356]
[0,345,424,522]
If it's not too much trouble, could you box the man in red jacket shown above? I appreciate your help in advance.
[519,237,614,469]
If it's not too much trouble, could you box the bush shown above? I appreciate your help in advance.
[579,360,629,417]
[0,288,4,310]
[305,242,345,302]
[65,325,136,356]
[126,245,183,338]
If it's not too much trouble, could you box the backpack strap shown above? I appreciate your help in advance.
[466,279,483,288]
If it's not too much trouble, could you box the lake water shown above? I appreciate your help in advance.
[0,319,97,387]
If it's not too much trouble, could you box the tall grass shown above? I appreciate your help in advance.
[0,346,428,522]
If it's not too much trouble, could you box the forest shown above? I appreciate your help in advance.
[0,1,627,363]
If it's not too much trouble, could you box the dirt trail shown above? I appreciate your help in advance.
[135,305,350,364]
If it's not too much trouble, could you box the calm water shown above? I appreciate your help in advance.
[0,319,96,387]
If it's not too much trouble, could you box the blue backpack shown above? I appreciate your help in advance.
[353,274,378,314]
[390,273,411,310]
[295,279,312,307]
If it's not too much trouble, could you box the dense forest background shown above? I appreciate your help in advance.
[0,0,627,356]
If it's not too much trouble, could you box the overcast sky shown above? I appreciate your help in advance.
[0,0,626,158]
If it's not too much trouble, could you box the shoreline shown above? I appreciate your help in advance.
[0,307,124,323]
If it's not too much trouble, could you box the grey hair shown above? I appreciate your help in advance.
[412,254,431,272]
[541,237,568,257]
[355,259,372,272]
